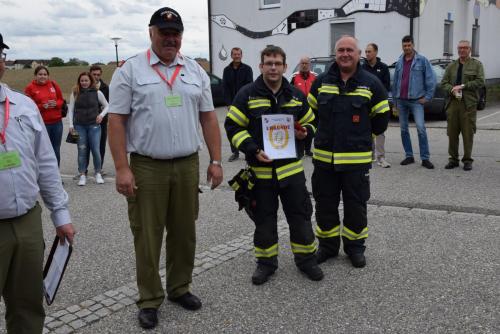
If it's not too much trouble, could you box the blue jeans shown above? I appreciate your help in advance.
[397,99,430,161]
[75,124,102,174]
[45,121,63,166]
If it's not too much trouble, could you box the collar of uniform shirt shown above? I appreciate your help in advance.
[148,48,185,68]
[0,83,6,103]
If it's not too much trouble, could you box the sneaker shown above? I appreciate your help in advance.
[95,173,104,184]
[377,158,391,168]
[400,157,415,165]
[78,175,86,186]
[228,153,239,162]
[421,160,434,169]
[74,171,88,180]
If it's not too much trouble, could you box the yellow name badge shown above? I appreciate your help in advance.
[165,95,183,107]
[0,151,22,170]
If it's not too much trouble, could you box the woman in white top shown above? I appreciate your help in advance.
[68,72,108,186]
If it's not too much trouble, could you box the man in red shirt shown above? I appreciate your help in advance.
[291,56,317,156]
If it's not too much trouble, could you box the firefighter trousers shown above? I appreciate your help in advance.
[312,167,370,256]
[251,178,317,269]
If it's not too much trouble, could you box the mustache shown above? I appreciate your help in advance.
[162,40,178,47]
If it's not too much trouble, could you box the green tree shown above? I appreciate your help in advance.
[66,58,89,66]
[48,57,65,67]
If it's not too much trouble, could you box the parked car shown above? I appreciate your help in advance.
[207,71,225,106]
[388,63,448,120]
[291,56,335,76]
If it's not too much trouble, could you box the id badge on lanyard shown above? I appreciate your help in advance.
[0,97,22,170]
[147,49,183,108]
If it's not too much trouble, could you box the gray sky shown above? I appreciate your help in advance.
[0,0,209,63]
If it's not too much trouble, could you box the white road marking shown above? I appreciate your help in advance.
[477,110,500,121]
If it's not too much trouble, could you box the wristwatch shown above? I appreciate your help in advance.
[210,160,222,166]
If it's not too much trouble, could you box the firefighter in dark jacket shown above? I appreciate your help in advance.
[308,36,390,268]
[225,45,323,285]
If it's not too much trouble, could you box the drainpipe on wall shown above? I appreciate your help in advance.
[409,0,417,38]
[207,0,213,73]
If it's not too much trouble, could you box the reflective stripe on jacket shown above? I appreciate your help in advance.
[225,75,316,184]
[308,62,390,171]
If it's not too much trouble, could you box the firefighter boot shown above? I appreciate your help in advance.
[349,253,366,268]
[299,263,324,281]
[251,264,276,285]
[315,237,340,264]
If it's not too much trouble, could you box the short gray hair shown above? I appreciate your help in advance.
[334,35,359,51]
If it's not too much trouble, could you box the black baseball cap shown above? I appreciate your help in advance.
[0,33,9,49]
[149,7,184,32]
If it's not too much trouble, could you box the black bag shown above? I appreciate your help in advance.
[476,86,487,111]
[61,100,68,118]
[228,168,257,222]
[65,130,79,144]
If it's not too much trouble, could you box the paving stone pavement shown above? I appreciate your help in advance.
[31,220,289,333]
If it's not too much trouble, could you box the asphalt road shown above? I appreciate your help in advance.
[0,103,499,333]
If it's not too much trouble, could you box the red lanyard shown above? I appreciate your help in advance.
[1,96,9,145]
[146,49,182,89]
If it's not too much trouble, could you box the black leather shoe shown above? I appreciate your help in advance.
[168,292,202,311]
[251,264,276,285]
[315,249,338,264]
[300,264,324,281]
[349,253,366,268]
[445,161,459,169]
[138,308,158,329]
[400,157,415,165]
[228,153,239,162]
[305,150,313,157]
[421,160,434,169]
[463,161,473,171]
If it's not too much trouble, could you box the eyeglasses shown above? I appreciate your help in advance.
[0,52,6,61]
[263,61,284,68]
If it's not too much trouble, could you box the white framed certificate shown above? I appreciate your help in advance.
[262,114,296,160]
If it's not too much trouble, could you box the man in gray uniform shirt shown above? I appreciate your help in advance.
[108,7,223,330]
[0,33,75,334]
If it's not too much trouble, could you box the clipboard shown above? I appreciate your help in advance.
[43,236,72,305]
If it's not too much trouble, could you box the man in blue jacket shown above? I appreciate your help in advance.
[392,35,436,169]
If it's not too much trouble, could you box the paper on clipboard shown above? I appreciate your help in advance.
[261,114,296,159]
[43,236,72,305]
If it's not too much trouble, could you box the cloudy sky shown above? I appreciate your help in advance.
[0,0,210,63]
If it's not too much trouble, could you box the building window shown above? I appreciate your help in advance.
[472,24,480,57]
[443,20,453,57]
[260,0,281,9]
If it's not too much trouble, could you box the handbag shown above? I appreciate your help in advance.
[61,100,68,117]
[65,129,79,144]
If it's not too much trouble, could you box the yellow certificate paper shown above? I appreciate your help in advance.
[262,114,296,160]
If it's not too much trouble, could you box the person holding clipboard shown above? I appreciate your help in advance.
[225,45,323,285]
[0,33,75,334]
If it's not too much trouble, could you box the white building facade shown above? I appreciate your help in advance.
[209,0,500,82]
